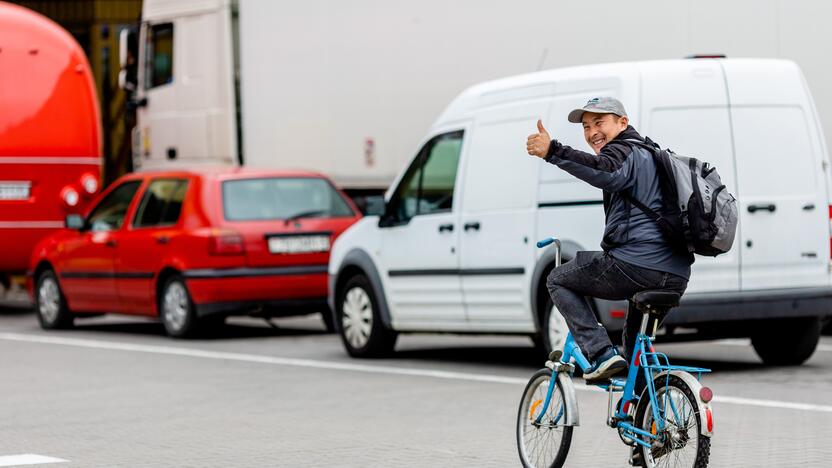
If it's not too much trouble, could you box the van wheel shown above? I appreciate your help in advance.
[751,317,821,366]
[159,275,200,338]
[34,269,74,329]
[337,274,397,358]
[538,295,570,358]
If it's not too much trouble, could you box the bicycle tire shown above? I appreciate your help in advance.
[516,368,573,468]
[633,374,711,468]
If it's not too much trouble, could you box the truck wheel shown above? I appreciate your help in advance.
[34,269,74,329]
[159,275,200,338]
[751,317,821,366]
[336,274,397,358]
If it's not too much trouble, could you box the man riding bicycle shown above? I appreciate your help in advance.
[526,97,694,383]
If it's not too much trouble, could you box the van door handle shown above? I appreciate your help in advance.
[105,239,117,248]
[747,204,776,214]
[438,224,454,233]
[802,203,816,211]
[156,235,170,245]
[464,222,481,231]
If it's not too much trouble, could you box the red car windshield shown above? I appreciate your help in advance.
[222,177,354,222]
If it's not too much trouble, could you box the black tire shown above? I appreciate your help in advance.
[336,274,397,358]
[633,374,711,468]
[159,275,200,338]
[751,317,821,366]
[34,269,74,329]
[321,306,336,334]
[516,368,573,468]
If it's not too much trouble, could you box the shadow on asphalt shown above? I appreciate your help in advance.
[395,345,540,369]
[68,318,330,341]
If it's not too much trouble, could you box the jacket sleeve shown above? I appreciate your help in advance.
[544,140,636,193]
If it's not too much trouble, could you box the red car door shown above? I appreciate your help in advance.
[57,180,142,313]
[116,177,191,315]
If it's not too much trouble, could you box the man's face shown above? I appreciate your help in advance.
[581,112,629,155]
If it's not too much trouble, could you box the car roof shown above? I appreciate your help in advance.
[118,167,331,182]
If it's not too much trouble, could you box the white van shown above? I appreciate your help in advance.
[328,58,832,365]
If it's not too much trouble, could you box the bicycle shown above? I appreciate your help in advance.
[516,237,715,468]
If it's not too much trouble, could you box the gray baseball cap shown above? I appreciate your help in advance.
[567,97,628,123]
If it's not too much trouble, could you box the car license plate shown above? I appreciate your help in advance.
[0,182,31,201]
[268,235,330,254]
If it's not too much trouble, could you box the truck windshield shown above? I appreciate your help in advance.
[222,177,354,221]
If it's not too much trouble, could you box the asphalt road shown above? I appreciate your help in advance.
[1,309,831,467]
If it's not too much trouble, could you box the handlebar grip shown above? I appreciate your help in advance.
[536,237,555,248]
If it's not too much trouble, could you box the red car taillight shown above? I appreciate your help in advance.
[208,230,245,255]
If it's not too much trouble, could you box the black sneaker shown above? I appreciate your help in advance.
[584,347,627,382]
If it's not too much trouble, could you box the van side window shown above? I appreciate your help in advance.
[390,131,463,220]
[133,179,189,228]
[87,181,142,232]
[145,23,174,89]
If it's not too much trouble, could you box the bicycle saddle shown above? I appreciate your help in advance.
[631,290,681,311]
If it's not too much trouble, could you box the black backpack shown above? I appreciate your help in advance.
[623,138,738,257]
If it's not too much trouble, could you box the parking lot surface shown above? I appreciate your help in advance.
[1,310,831,467]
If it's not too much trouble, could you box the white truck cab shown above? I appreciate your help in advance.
[328,58,832,364]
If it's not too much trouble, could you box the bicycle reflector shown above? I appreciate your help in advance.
[699,386,713,403]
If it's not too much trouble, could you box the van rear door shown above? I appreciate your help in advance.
[639,59,740,293]
[722,60,829,290]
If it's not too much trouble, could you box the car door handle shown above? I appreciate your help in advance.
[105,239,117,248]
[464,222,481,231]
[802,203,816,211]
[747,203,776,214]
[438,224,454,233]
[156,235,170,245]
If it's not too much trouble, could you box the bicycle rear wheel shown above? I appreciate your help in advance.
[516,368,573,468]
[634,374,711,468]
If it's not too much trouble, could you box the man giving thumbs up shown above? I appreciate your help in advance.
[527,97,693,385]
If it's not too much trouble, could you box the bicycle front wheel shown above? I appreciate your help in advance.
[634,374,711,468]
[516,368,573,468]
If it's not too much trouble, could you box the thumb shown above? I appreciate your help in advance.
[537,119,548,135]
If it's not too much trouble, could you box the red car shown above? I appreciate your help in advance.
[28,168,361,337]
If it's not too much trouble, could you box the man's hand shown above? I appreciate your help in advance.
[526,119,551,159]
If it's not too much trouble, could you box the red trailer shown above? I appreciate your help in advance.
[0,2,101,296]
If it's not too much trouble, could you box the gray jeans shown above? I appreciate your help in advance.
[546,251,688,362]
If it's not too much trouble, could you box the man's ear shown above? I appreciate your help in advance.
[618,115,629,128]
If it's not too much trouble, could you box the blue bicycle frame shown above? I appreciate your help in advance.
[533,237,710,448]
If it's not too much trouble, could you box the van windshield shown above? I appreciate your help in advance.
[222,177,354,221]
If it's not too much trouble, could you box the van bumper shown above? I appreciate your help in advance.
[597,286,832,331]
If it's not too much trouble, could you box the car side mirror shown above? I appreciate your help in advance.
[65,214,86,230]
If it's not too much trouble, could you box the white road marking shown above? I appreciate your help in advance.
[2,332,832,414]
[0,454,67,466]
[715,338,832,353]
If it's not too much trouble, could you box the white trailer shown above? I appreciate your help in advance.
[129,0,832,196]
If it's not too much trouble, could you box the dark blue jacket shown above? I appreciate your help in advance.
[545,126,694,279]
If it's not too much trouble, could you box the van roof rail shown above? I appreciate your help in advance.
[686,54,726,59]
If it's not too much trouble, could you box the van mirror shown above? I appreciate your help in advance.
[65,214,86,230]
[363,195,386,216]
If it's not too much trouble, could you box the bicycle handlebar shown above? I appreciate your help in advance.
[536,237,557,248]
[536,237,562,267]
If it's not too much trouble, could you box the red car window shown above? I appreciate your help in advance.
[221,177,354,222]
[133,178,189,228]
[87,181,142,232]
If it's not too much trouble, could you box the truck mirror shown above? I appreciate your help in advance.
[118,27,138,91]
